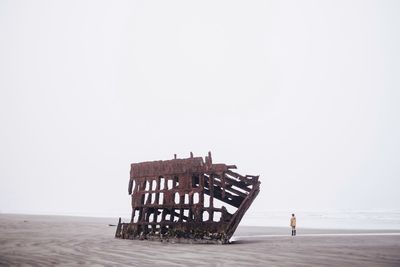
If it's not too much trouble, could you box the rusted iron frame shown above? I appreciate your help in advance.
[116,152,260,244]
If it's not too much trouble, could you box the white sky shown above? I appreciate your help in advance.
[1,0,399,218]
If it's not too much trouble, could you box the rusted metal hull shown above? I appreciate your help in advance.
[115,152,260,244]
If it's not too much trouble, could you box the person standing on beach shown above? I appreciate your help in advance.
[290,214,296,236]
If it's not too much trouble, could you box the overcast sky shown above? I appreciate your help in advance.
[1,0,399,219]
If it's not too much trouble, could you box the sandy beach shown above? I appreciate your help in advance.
[1,214,399,266]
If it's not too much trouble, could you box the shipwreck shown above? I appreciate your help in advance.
[115,152,260,244]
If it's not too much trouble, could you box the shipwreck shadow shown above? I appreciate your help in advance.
[229,239,265,245]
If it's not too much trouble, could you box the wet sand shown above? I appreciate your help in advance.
[1,214,400,266]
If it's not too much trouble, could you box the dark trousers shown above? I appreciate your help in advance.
[291,227,296,236]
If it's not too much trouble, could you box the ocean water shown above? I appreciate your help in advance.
[6,210,400,230]
[241,210,400,230]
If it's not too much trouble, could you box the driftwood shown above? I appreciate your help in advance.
[115,152,260,244]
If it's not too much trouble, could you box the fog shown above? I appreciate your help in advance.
[1,0,399,219]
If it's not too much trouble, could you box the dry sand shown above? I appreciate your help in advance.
[1,214,399,266]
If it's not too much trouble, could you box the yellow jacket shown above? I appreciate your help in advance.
[290,217,296,227]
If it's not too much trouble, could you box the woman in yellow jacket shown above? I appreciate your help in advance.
[290,214,296,236]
